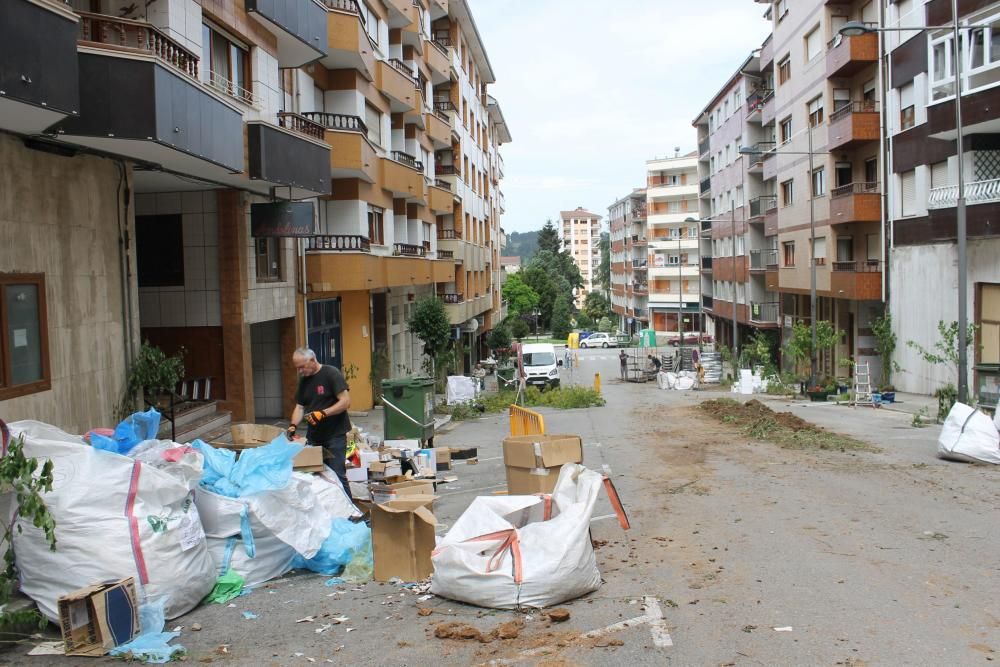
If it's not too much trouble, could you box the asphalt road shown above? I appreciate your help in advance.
[17,348,1000,666]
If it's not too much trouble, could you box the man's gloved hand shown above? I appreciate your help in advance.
[285,424,297,439]
[305,410,326,426]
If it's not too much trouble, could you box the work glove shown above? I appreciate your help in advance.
[285,424,297,439]
[305,410,326,426]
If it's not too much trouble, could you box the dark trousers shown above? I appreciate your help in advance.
[310,434,349,494]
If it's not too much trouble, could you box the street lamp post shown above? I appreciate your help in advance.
[840,0,969,401]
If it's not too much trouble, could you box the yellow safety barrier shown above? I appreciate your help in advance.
[509,404,546,436]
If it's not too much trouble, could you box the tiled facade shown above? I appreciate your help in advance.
[559,208,603,309]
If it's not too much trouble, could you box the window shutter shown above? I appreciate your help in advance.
[806,28,821,60]
[900,82,914,109]
[901,170,917,216]
[931,161,949,188]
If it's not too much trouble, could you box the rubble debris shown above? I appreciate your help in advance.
[547,609,571,623]
[418,608,433,617]
[191,624,202,632]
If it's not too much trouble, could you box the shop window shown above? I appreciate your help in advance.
[255,238,282,282]
[136,215,184,287]
[0,274,49,400]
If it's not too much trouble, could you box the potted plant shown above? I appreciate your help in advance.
[806,377,831,402]
[128,341,185,409]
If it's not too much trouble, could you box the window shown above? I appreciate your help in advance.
[863,79,877,104]
[368,205,384,244]
[901,169,917,216]
[359,1,380,46]
[136,215,183,287]
[668,201,681,213]
[255,237,282,281]
[0,274,49,399]
[813,237,827,265]
[811,167,826,197]
[931,160,950,189]
[930,35,957,101]
[780,116,792,144]
[666,174,680,185]
[979,284,1000,365]
[781,179,794,206]
[783,241,795,267]
[808,96,824,127]
[778,56,791,84]
[900,82,915,129]
[365,103,382,146]
[805,26,822,61]
[776,0,788,21]
[688,225,698,239]
[203,23,251,103]
[836,236,854,262]
[833,87,851,113]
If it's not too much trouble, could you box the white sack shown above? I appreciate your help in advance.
[656,371,672,390]
[995,399,1000,431]
[206,529,296,589]
[9,421,216,621]
[937,402,1000,464]
[430,464,604,609]
[302,469,362,520]
[675,375,696,391]
[446,375,478,405]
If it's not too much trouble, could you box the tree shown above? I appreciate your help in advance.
[906,319,977,389]
[871,312,900,388]
[597,233,611,294]
[520,263,561,330]
[486,325,511,354]
[598,316,614,333]
[583,291,612,323]
[510,318,530,340]
[501,273,540,318]
[785,320,843,384]
[407,296,452,383]
[536,219,561,255]
[550,295,573,340]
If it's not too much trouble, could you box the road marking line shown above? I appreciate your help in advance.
[436,483,507,497]
[590,513,618,523]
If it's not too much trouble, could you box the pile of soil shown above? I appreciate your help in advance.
[433,618,525,643]
[701,398,814,432]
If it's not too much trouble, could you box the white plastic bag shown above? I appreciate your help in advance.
[446,375,478,405]
[937,402,1000,464]
[9,421,216,621]
[431,464,606,609]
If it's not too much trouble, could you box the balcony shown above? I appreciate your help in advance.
[246,0,328,67]
[928,178,1000,210]
[425,38,449,82]
[631,235,648,247]
[746,89,772,120]
[57,18,245,179]
[633,282,649,295]
[830,182,881,225]
[826,32,878,79]
[307,241,452,293]
[305,235,371,252]
[701,256,712,270]
[393,243,426,257]
[437,249,454,260]
[828,101,879,150]
[428,182,453,213]
[831,260,882,301]
[425,111,451,147]
[377,59,418,111]
[0,0,79,134]
[746,143,775,173]
[702,295,714,310]
[439,293,463,304]
[750,301,779,324]
[630,207,647,222]
[382,155,425,200]
[698,136,710,157]
[700,177,712,195]
[437,228,461,239]
[761,89,776,126]
[750,248,778,271]
[303,112,378,181]
[321,0,375,79]
[749,195,777,219]
[700,219,712,237]
[247,121,332,197]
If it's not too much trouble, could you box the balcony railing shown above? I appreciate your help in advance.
[323,0,364,23]
[630,207,647,221]
[750,301,779,323]
[831,181,879,198]
[393,243,425,256]
[433,178,451,189]
[432,34,452,47]
[391,150,423,170]
[300,112,368,135]
[78,12,199,79]
[702,295,713,309]
[437,228,461,239]
[439,293,463,304]
[830,100,879,123]
[276,112,326,140]
[928,178,1000,209]
[700,177,711,194]
[436,164,459,176]
[833,260,882,273]
[434,100,456,113]
[305,235,371,252]
[437,249,454,259]
[701,256,712,270]
[698,137,710,156]
[631,259,647,269]
[746,88,773,114]
[749,195,778,218]
[387,57,416,81]
[749,248,778,269]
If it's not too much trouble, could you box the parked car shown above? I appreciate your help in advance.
[579,332,619,348]
[577,330,594,340]
[520,343,561,388]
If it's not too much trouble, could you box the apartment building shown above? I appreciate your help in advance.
[0,0,508,432]
[645,155,705,337]
[884,0,1000,396]
[559,207,603,309]
[694,51,781,352]
[608,189,648,333]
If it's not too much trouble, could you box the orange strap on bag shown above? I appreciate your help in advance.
[602,476,631,531]
[463,529,523,584]
[535,493,553,520]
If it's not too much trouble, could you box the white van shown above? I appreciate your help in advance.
[520,343,561,389]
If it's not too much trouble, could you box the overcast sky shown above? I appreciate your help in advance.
[470,0,771,233]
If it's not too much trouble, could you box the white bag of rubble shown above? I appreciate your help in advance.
[8,420,216,621]
[446,375,478,405]
[937,402,1000,464]
[430,464,606,609]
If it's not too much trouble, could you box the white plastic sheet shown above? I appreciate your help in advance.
[9,421,216,621]
[446,375,478,405]
[430,464,604,609]
[937,402,1000,464]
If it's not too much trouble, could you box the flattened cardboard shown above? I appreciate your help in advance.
[370,479,435,505]
[502,435,583,469]
[369,460,402,480]
[230,423,284,444]
[372,497,437,582]
[58,578,140,657]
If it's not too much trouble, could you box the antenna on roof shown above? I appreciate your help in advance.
[674,146,680,157]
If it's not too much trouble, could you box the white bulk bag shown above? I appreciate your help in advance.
[206,529,297,589]
[9,421,216,621]
[937,402,1000,464]
[446,375,478,405]
[431,464,606,609]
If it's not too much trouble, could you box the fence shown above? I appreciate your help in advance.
[509,404,545,437]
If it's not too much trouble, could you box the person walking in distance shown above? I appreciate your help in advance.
[287,347,351,492]
[619,349,628,381]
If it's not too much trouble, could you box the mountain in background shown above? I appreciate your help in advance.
[503,230,539,260]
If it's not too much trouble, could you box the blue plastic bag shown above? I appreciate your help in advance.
[91,408,161,455]
[109,598,184,664]
[193,436,302,498]
[291,518,372,576]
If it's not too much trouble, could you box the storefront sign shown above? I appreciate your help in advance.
[250,201,315,237]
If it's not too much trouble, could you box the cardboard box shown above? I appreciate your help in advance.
[220,424,324,472]
[371,479,435,505]
[371,497,437,582]
[501,434,583,495]
[58,578,140,657]
[435,448,452,471]
[369,460,403,480]
[346,466,368,483]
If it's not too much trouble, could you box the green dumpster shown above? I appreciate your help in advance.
[381,377,436,445]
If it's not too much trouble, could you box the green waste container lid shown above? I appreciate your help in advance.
[381,376,434,389]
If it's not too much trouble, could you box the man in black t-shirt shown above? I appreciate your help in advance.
[288,347,352,492]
